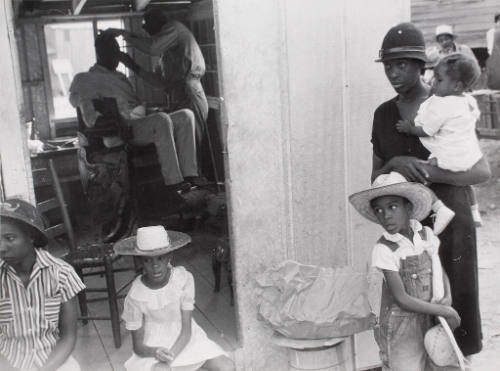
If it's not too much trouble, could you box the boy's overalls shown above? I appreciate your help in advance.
[374,229,434,371]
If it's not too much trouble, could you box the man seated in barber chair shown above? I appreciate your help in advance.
[69,31,205,198]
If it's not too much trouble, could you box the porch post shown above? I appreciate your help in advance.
[0,1,34,202]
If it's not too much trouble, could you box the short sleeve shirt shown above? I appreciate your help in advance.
[371,220,439,271]
[0,249,85,370]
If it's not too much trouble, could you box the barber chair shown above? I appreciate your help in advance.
[77,98,196,234]
[76,99,133,242]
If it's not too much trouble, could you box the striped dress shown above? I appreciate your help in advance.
[0,248,85,370]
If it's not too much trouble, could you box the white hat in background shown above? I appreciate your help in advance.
[435,24,455,39]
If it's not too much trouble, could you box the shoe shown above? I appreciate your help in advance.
[184,176,208,187]
[433,205,455,235]
[472,207,483,227]
[165,181,196,194]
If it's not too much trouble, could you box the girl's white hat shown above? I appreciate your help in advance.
[424,317,467,370]
[348,172,433,223]
[113,226,191,256]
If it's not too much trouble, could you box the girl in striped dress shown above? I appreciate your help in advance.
[0,199,85,371]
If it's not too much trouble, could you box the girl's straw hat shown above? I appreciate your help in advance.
[348,172,433,223]
[424,317,467,370]
[113,226,191,256]
[0,198,48,247]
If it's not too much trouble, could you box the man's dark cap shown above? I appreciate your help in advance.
[376,22,427,63]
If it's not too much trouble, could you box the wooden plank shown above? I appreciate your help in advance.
[37,23,56,138]
[30,84,51,139]
[135,0,152,11]
[24,24,43,80]
[72,0,88,16]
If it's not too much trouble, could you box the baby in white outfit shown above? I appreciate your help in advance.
[397,52,484,229]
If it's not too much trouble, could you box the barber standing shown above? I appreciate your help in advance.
[107,9,208,149]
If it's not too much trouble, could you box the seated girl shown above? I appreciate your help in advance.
[0,198,85,371]
[115,226,234,371]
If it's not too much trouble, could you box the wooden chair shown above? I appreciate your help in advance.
[36,159,133,348]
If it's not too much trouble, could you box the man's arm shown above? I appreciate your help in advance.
[38,298,79,371]
[118,52,164,89]
[424,156,491,186]
[106,28,153,54]
[372,153,429,183]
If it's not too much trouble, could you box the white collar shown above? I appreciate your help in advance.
[382,219,423,243]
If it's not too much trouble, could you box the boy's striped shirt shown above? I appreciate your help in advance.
[0,248,85,370]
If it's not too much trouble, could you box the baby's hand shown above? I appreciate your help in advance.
[155,347,174,363]
[396,119,413,134]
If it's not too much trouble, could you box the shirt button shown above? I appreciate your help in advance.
[411,274,418,279]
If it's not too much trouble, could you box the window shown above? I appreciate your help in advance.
[44,19,125,120]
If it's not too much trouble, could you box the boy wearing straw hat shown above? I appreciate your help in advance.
[0,199,85,371]
[349,173,461,370]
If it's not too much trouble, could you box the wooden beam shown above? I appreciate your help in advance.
[72,0,88,15]
[135,0,152,11]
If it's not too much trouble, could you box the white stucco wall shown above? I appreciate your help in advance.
[0,0,34,202]
[214,0,410,369]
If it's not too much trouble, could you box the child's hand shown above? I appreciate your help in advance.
[443,306,461,330]
[433,291,452,306]
[396,119,413,134]
[154,347,174,363]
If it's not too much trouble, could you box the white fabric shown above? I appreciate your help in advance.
[415,94,483,171]
[371,220,440,272]
[487,28,496,55]
[56,356,80,371]
[122,267,226,371]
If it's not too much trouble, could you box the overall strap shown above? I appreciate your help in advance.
[377,236,399,252]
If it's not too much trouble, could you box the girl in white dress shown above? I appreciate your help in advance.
[114,226,234,371]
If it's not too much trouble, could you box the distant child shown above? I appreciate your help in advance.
[349,172,461,371]
[396,52,484,226]
[115,226,234,371]
[0,199,85,371]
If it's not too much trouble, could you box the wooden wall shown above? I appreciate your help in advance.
[412,0,500,48]
[16,22,53,139]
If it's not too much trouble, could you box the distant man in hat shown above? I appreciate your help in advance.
[106,9,208,149]
[433,24,477,62]
[486,13,500,55]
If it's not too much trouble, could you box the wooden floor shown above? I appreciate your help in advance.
[61,214,238,371]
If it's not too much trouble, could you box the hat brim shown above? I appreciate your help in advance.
[375,51,428,63]
[437,316,466,370]
[113,230,191,256]
[0,214,48,247]
[349,182,433,223]
[435,33,455,40]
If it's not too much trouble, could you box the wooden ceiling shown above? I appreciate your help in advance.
[16,0,195,17]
